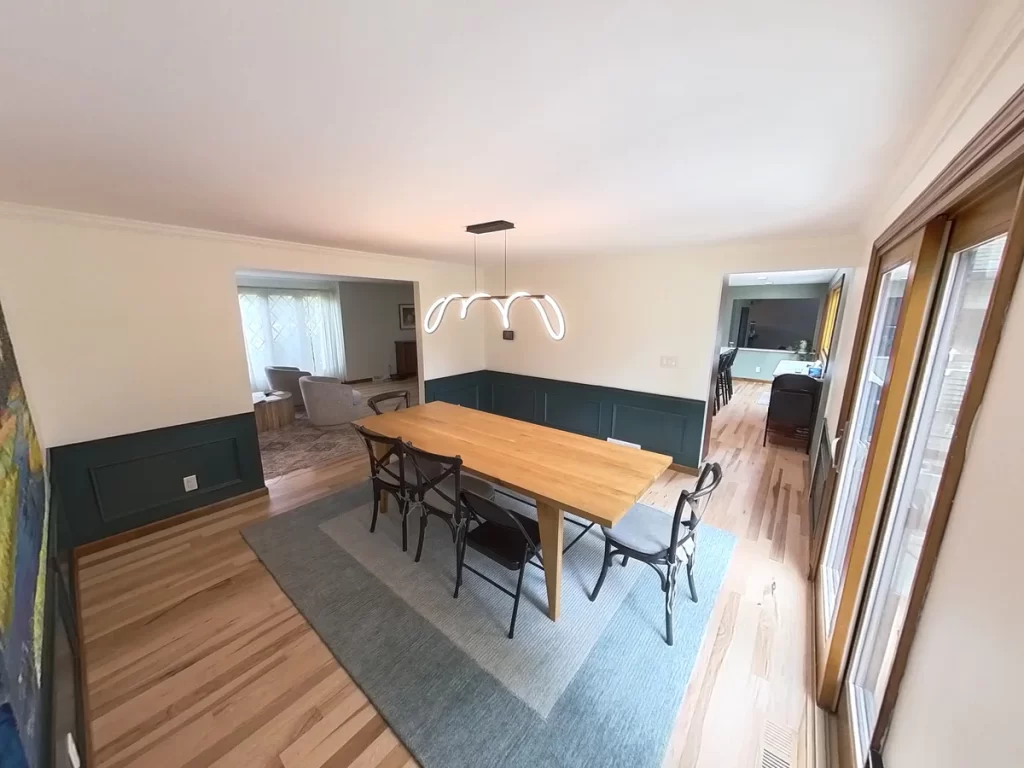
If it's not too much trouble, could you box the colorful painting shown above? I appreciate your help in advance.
[0,298,48,767]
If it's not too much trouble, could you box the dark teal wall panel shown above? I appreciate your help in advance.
[610,404,689,458]
[543,392,603,437]
[424,370,705,466]
[492,381,537,423]
[424,370,492,411]
[49,412,264,548]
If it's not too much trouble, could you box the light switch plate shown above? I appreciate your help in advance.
[660,356,678,368]
[183,474,198,492]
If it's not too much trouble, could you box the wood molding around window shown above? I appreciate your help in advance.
[869,172,1024,751]
[812,80,1024,763]
[816,217,949,709]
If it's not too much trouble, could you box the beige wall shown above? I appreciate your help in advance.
[0,206,483,448]
[478,235,866,402]
[865,3,1024,766]
[337,280,416,381]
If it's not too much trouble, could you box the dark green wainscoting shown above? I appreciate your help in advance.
[49,412,265,548]
[425,371,706,467]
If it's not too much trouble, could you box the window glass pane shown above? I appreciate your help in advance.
[820,262,910,636]
[847,234,1006,762]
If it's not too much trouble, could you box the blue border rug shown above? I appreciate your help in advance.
[243,483,734,768]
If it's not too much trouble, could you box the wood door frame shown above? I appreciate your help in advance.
[815,219,948,709]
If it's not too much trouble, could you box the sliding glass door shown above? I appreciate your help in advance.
[845,232,1008,762]
[819,261,909,636]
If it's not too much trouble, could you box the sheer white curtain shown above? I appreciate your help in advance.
[238,287,346,391]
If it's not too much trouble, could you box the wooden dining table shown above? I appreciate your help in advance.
[354,400,672,620]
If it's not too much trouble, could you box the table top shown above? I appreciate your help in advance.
[252,390,292,404]
[355,401,672,527]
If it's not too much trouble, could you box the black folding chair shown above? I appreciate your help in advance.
[763,373,821,453]
[457,490,544,639]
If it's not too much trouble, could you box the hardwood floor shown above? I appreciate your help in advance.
[78,380,813,767]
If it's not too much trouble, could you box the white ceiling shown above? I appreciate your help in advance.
[0,1,982,261]
[729,268,838,287]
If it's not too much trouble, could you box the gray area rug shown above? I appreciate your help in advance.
[243,483,735,768]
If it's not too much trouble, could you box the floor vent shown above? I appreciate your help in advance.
[761,720,795,768]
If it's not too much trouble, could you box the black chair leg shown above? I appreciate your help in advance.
[686,555,697,603]
[590,538,613,601]
[402,510,409,552]
[763,418,769,447]
[414,512,428,562]
[454,529,467,598]
[369,489,379,533]
[621,555,629,567]
[508,555,528,639]
[665,564,677,646]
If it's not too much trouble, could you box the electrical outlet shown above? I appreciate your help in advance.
[183,474,198,492]
[660,356,678,368]
[755,366,761,373]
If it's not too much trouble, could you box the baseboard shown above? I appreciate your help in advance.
[731,376,770,382]
[343,377,373,384]
[670,462,699,476]
[74,486,269,557]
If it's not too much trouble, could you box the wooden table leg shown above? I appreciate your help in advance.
[535,501,564,620]
[371,442,390,514]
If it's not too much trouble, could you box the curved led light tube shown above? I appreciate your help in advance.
[530,295,566,341]
[459,292,491,319]
[423,292,565,340]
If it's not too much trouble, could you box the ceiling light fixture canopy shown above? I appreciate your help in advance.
[423,220,565,340]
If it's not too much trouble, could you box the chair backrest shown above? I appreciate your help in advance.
[768,374,820,429]
[670,462,723,551]
[772,373,820,394]
[461,490,539,548]
[717,352,729,373]
[367,390,410,415]
[404,441,463,515]
[726,347,738,367]
[352,424,404,486]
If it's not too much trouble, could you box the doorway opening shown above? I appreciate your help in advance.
[234,270,420,480]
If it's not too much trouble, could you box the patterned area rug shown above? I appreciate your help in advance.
[258,413,365,478]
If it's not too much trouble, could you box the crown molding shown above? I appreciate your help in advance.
[866,0,1024,234]
[0,200,464,269]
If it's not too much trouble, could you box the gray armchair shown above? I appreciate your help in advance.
[299,375,364,426]
[265,366,311,408]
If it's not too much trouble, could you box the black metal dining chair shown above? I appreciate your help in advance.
[367,390,410,415]
[763,373,821,453]
[590,462,723,645]
[353,424,408,543]
[456,490,544,639]
[403,442,469,563]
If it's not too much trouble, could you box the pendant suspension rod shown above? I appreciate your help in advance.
[473,236,478,293]
[503,229,508,295]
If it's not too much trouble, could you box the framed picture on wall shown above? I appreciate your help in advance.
[398,304,416,330]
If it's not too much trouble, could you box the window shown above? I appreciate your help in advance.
[729,297,821,350]
[238,287,346,391]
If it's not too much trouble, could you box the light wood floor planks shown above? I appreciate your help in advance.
[78,380,813,767]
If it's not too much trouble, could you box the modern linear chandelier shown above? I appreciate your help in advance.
[423,220,565,340]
